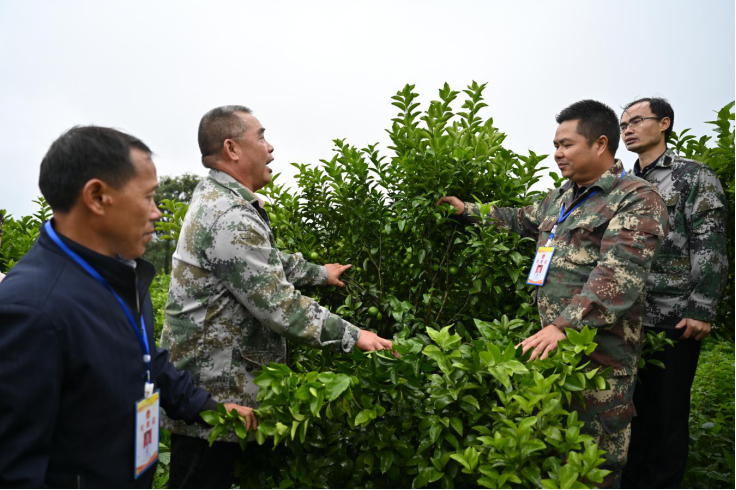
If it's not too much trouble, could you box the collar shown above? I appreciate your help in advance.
[40,221,156,315]
[634,148,672,176]
[558,159,626,198]
[208,169,258,204]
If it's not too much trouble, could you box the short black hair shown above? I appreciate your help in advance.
[39,126,151,212]
[198,105,252,165]
[623,97,675,141]
[556,100,620,156]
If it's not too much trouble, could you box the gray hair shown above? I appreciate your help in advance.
[198,105,252,166]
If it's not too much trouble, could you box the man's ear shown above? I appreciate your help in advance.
[222,139,240,162]
[660,117,672,134]
[80,179,112,216]
[595,135,609,157]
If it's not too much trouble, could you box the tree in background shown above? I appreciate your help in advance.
[143,174,201,275]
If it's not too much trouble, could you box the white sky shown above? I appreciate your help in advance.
[1,0,734,217]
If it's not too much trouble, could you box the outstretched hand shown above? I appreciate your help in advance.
[518,324,567,361]
[436,196,465,215]
[356,329,394,353]
[222,403,258,432]
[325,263,351,287]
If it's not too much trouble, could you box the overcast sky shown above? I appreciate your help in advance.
[1,0,734,218]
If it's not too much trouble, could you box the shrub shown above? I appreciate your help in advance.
[682,339,735,489]
[202,83,618,488]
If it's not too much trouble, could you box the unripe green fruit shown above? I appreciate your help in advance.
[368,306,379,317]
[449,266,459,275]
[309,252,320,261]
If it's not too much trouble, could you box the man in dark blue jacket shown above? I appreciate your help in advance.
[0,126,255,488]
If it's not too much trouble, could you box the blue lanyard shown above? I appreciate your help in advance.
[547,169,625,244]
[44,221,152,384]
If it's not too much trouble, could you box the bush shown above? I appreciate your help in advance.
[200,83,620,488]
[683,339,735,489]
[0,198,51,273]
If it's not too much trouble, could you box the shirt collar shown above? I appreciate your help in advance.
[41,220,156,313]
[208,169,258,204]
[558,159,625,198]
[634,148,672,176]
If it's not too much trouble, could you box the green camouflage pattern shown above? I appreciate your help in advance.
[573,375,636,489]
[463,161,668,376]
[635,148,728,327]
[160,169,360,441]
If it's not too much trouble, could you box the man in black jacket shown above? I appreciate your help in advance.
[0,126,255,488]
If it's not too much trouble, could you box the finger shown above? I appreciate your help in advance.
[540,343,556,360]
[379,338,393,350]
[674,318,687,329]
[340,264,352,273]
[334,280,345,287]
[250,411,258,431]
[529,347,540,361]
[436,197,447,206]
[680,324,693,339]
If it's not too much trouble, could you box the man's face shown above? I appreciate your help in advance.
[553,120,601,185]
[232,112,274,192]
[620,102,669,154]
[105,148,161,259]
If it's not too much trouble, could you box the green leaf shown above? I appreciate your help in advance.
[318,372,351,401]
[449,417,463,436]
[461,395,480,410]
[200,410,222,427]
[380,450,394,474]
[559,464,579,489]
[355,409,372,426]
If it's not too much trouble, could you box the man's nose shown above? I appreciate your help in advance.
[151,204,162,221]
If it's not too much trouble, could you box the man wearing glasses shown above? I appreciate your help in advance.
[619,98,728,488]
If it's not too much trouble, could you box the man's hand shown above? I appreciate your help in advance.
[356,329,393,352]
[222,403,258,432]
[675,318,711,341]
[325,263,351,287]
[518,324,567,361]
[436,196,465,215]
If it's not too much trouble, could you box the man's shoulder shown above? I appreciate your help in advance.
[611,174,665,205]
[187,177,262,232]
[667,152,719,182]
[0,241,67,319]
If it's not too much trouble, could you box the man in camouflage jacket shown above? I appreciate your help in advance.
[439,100,668,488]
[619,98,728,488]
[160,105,393,488]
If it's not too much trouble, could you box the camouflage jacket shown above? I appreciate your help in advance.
[464,161,668,376]
[161,169,360,441]
[633,148,728,328]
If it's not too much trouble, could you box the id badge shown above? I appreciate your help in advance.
[134,390,160,479]
[527,246,555,286]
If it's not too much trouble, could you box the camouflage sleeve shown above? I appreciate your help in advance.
[685,169,728,322]
[277,250,328,287]
[552,190,667,331]
[204,207,360,352]
[462,199,544,238]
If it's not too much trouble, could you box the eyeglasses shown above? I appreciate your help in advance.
[619,116,664,133]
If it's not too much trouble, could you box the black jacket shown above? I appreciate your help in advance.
[0,224,213,488]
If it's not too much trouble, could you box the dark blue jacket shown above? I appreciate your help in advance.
[0,225,212,488]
